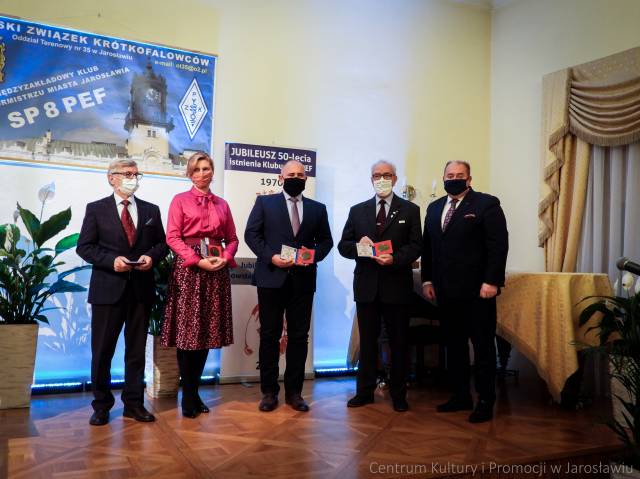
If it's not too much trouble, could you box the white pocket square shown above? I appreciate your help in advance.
[399,220,406,224]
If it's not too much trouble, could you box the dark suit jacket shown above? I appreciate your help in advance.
[76,195,168,305]
[244,193,333,291]
[338,194,422,304]
[421,188,508,300]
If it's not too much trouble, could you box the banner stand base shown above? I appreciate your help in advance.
[218,372,315,385]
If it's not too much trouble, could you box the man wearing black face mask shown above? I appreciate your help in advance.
[245,159,333,413]
[421,161,508,423]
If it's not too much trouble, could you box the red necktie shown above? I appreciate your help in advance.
[121,199,136,247]
[442,198,458,231]
[376,199,386,236]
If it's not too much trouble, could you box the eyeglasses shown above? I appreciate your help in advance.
[372,173,394,180]
[112,172,144,180]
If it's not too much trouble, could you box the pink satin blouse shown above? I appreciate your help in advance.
[166,187,239,268]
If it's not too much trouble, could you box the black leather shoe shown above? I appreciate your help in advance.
[436,396,474,413]
[89,410,109,426]
[392,398,409,412]
[123,405,155,422]
[285,394,310,412]
[181,407,200,418]
[347,395,374,408]
[259,394,278,412]
[468,401,494,423]
[198,402,210,414]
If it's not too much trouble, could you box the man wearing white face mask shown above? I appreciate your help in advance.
[338,160,422,412]
[77,159,168,426]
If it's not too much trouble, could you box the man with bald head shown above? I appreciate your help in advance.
[422,160,508,423]
[245,160,333,412]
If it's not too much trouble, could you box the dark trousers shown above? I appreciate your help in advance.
[356,299,410,400]
[90,283,150,412]
[257,276,313,397]
[176,348,209,409]
[440,296,497,404]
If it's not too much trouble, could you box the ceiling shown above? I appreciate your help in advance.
[448,0,521,11]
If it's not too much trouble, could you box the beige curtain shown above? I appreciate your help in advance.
[539,47,640,271]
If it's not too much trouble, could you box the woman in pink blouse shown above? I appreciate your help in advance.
[161,151,238,418]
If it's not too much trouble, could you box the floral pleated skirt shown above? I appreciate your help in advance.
[161,247,234,350]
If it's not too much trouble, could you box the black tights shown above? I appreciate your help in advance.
[176,348,209,409]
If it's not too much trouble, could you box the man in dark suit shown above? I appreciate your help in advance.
[77,159,168,426]
[338,160,422,412]
[422,160,508,423]
[244,159,333,412]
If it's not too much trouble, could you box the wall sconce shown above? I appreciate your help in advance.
[401,184,416,202]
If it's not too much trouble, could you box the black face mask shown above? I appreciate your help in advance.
[283,177,306,197]
[444,179,468,196]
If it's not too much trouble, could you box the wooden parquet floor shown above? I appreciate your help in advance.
[0,356,623,479]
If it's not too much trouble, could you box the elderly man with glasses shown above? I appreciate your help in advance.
[338,160,422,412]
[77,159,168,426]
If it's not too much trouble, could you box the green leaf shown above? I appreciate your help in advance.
[39,255,54,268]
[36,208,71,248]
[28,283,50,296]
[0,206,83,324]
[54,233,80,255]
[17,203,40,243]
[0,224,21,253]
[29,248,54,258]
[578,301,613,326]
[58,264,92,280]
[47,279,86,294]
[39,306,63,313]
[0,224,6,249]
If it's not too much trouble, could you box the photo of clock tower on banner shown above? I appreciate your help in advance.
[221,142,317,383]
[0,14,216,176]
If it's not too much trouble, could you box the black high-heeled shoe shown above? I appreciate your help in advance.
[198,401,210,413]
[181,407,200,418]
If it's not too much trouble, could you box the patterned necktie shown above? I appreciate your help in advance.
[289,197,300,236]
[442,198,458,231]
[376,199,386,236]
[121,199,136,247]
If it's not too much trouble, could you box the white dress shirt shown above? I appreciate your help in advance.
[423,192,469,287]
[440,191,467,228]
[283,190,303,225]
[375,192,394,217]
[113,193,138,227]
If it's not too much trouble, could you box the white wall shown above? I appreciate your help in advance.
[0,0,491,367]
[490,0,640,271]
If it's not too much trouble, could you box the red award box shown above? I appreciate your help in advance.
[201,239,224,258]
[373,240,393,256]
[295,247,315,265]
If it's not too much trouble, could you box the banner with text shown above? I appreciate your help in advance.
[0,15,215,176]
[0,15,213,385]
[221,142,317,383]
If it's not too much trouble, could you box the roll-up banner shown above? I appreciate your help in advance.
[0,14,215,383]
[221,142,316,383]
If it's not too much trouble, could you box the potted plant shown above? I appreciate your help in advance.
[0,185,88,409]
[579,273,640,473]
[144,251,179,398]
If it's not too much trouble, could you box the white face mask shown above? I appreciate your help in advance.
[119,178,139,196]
[373,178,393,197]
